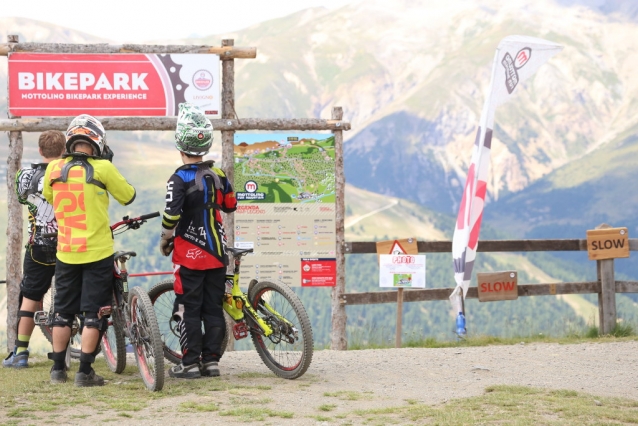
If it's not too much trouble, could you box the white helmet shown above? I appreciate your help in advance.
[65,114,106,156]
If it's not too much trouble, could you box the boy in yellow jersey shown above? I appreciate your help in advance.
[3,131,65,368]
[43,115,135,386]
[160,103,237,378]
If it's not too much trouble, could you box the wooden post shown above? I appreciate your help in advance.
[595,223,617,335]
[396,288,403,348]
[221,39,236,352]
[6,35,24,352]
[331,106,347,350]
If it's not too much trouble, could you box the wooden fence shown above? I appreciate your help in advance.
[339,239,638,342]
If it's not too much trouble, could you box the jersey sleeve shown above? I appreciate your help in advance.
[220,175,237,213]
[42,162,57,205]
[103,161,136,206]
[213,167,237,213]
[15,167,32,204]
[162,174,185,230]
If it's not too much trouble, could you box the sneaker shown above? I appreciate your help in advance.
[3,349,29,368]
[75,370,105,387]
[169,363,201,379]
[50,367,68,384]
[200,361,220,377]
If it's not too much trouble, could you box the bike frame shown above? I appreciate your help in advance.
[223,251,295,339]
[108,213,160,344]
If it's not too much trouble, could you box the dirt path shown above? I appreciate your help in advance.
[10,341,638,425]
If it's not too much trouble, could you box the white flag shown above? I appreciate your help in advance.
[450,36,563,313]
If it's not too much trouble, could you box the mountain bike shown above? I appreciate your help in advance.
[149,247,313,379]
[99,212,165,391]
[35,212,164,391]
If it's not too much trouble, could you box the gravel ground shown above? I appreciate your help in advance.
[21,341,638,425]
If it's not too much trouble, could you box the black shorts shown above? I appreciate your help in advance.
[20,245,56,301]
[54,254,114,315]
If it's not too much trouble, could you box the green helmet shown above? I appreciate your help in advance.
[175,103,213,156]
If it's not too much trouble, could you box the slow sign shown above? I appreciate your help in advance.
[586,227,629,260]
[477,271,518,302]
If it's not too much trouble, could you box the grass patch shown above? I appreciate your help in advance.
[351,385,638,424]
[236,372,273,379]
[179,401,219,412]
[611,322,634,337]
[219,406,293,422]
[229,396,273,405]
[310,415,332,421]
[324,391,373,401]
[395,332,638,350]
[0,357,279,422]
[318,403,337,411]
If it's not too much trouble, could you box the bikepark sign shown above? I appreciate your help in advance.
[8,53,220,116]
[233,133,337,287]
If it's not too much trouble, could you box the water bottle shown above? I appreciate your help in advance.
[456,312,467,337]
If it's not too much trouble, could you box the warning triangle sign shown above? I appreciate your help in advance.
[389,240,407,255]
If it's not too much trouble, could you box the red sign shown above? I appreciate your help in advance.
[301,258,336,287]
[8,53,220,117]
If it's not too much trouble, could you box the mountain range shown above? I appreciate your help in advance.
[4,0,637,234]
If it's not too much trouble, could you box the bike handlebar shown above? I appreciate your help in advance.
[42,212,160,238]
[111,211,160,230]
[139,211,161,221]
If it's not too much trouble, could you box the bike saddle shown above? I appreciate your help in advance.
[227,247,254,256]
[114,250,137,261]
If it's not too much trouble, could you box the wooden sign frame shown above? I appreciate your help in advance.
[376,237,419,349]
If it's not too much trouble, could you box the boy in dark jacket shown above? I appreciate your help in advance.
[160,103,237,378]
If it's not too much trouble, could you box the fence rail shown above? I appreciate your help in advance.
[342,238,638,340]
[345,238,638,253]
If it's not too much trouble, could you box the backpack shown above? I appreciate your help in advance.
[181,161,223,213]
[49,154,106,189]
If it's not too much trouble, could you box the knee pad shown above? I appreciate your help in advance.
[51,313,75,329]
[172,303,185,322]
[83,313,108,332]
[18,310,35,319]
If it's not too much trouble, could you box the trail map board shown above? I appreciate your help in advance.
[234,133,337,287]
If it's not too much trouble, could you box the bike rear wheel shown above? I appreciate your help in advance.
[148,279,230,365]
[101,300,126,374]
[129,287,164,391]
[39,286,54,343]
[41,285,83,360]
[248,281,313,379]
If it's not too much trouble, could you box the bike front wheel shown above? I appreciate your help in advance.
[129,287,164,391]
[248,281,313,379]
[101,301,126,374]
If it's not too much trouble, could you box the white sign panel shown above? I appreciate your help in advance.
[379,254,426,288]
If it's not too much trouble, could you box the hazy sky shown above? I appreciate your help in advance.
[1,0,355,43]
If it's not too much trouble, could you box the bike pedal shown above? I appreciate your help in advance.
[34,311,48,325]
[233,322,249,340]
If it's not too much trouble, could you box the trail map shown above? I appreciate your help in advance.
[234,133,337,287]
[234,134,335,203]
